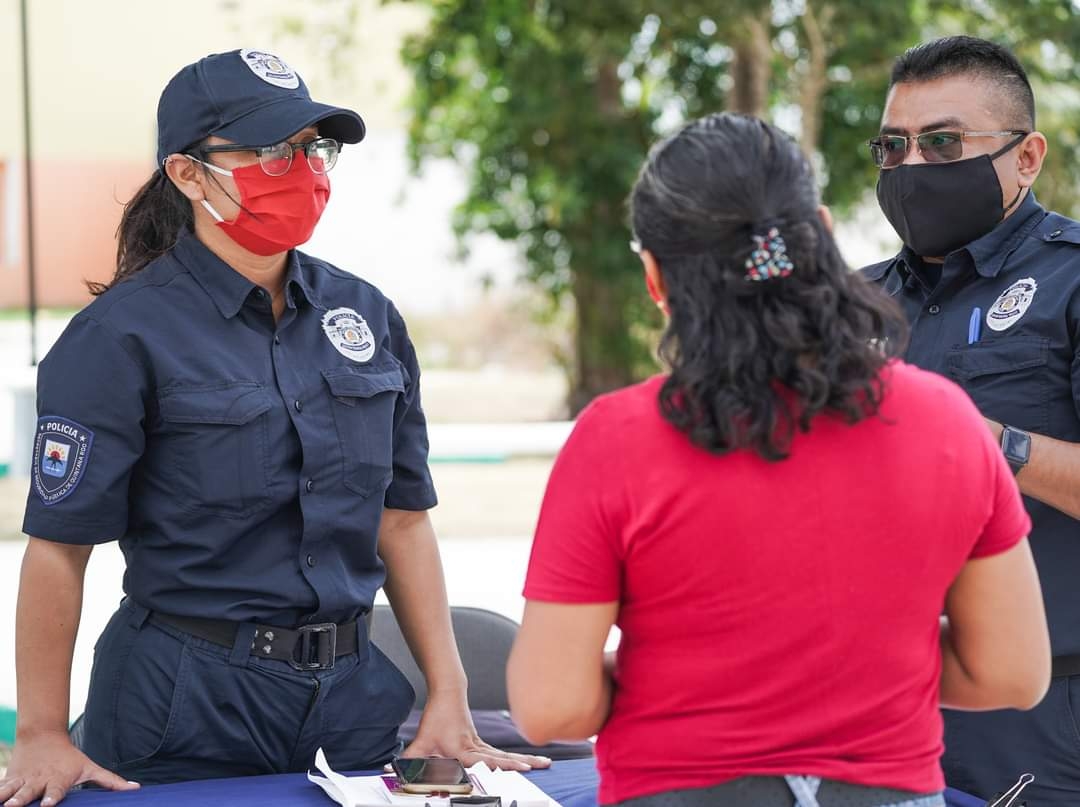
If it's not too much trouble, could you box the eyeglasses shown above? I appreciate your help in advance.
[196,137,340,176]
[867,130,1028,169]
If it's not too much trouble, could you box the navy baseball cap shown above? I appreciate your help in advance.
[156,49,366,166]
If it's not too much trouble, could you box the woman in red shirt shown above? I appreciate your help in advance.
[507,114,1050,807]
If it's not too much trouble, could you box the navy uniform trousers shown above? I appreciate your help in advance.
[942,678,1080,807]
[78,599,415,784]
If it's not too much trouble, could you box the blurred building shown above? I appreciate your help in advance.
[0,0,517,313]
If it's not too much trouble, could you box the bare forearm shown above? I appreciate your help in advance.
[987,420,1080,519]
[512,668,612,744]
[941,537,1050,711]
[377,510,467,695]
[508,602,619,744]
[1017,431,1080,518]
[15,538,92,738]
[940,618,1001,710]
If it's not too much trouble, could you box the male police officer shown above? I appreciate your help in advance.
[863,36,1080,805]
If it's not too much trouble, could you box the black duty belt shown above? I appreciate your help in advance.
[1052,654,1080,678]
[151,612,360,671]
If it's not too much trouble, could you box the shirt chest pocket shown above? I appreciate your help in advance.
[945,336,1050,434]
[323,365,406,498]
[158,383,272,518]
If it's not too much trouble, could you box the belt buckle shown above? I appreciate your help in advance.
[290,622,337,671]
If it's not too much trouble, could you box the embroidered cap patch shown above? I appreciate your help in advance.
[239,49,300,90]
[32,417,94,506]
[322,307,376,363]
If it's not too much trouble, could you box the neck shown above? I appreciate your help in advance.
[193,216,288,293]
[1000,185,1028,222]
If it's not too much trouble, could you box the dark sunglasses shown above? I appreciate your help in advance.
[867,129,1028,169]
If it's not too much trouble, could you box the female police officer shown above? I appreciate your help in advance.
[0,50,548,807]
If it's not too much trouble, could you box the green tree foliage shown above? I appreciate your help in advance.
[396,0,1078,411]
[922,0,1080,217]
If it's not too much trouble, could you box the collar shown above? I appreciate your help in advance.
[172,232,319,318]
[962,190,1045,278]
[870,191,1046,290]
[283,251,321,311]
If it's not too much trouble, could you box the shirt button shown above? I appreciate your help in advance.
[1049,229,1063,239]
[305,479,314,493]
[274,335,280,345]
[294,400,303,412]
[927,304,941,315]
[306,554,317,568]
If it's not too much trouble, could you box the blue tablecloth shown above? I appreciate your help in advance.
[51,758,984,806]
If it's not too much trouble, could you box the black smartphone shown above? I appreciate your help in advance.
[391,756,473,794]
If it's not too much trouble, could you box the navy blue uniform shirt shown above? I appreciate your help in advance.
[863,192,1080,656]
[23,232,437,626]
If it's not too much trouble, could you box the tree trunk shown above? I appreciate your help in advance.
[563,59,640,414]
[798,1,834,158]
[568,267,638,415]
[728,6,773,117]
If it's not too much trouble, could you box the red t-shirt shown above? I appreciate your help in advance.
[523,362,1031,804]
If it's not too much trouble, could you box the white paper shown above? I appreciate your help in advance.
[308,748,559,807]
[469,761,557,807]
[308,747,394,807]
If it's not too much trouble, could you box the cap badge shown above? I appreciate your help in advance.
[240,49,300,89]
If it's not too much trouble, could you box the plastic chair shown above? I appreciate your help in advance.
[371,604,520,710]
[371,604,594,760]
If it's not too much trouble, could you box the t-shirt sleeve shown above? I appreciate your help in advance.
[22,315,149,544]
[523,398,625,603]
[964,396,1032,559]
[384,305,438,511]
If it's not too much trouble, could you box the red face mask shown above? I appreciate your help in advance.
[198,157,331,256]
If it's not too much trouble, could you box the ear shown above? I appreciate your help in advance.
[164,153,206,202]
[1016,131,1048,189]
[640,249,669,314]
[817,204,834,234]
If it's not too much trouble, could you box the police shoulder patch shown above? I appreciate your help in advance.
[322,307,376,363]
[986,277,1037,332]
[32,417,94,506]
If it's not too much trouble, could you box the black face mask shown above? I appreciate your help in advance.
[876,136,1026,258]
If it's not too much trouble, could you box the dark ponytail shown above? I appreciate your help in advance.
[630,113,908,461]
[89,169,193,295]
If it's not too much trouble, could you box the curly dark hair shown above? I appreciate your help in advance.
[630,113,908,461]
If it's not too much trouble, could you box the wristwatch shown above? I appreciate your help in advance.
[1000,425,1032,475]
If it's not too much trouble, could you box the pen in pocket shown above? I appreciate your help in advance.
[968,307,982,345]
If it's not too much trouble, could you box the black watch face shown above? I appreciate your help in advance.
[1002,427,1031,468]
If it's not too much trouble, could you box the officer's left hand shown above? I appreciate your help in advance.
[402,690,553,771]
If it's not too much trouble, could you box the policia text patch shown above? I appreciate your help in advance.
[33,416,94,505]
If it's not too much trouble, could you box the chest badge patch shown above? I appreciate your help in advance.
[986,277,1037,332]
[322,307,376,363]
[32,417,94,506]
